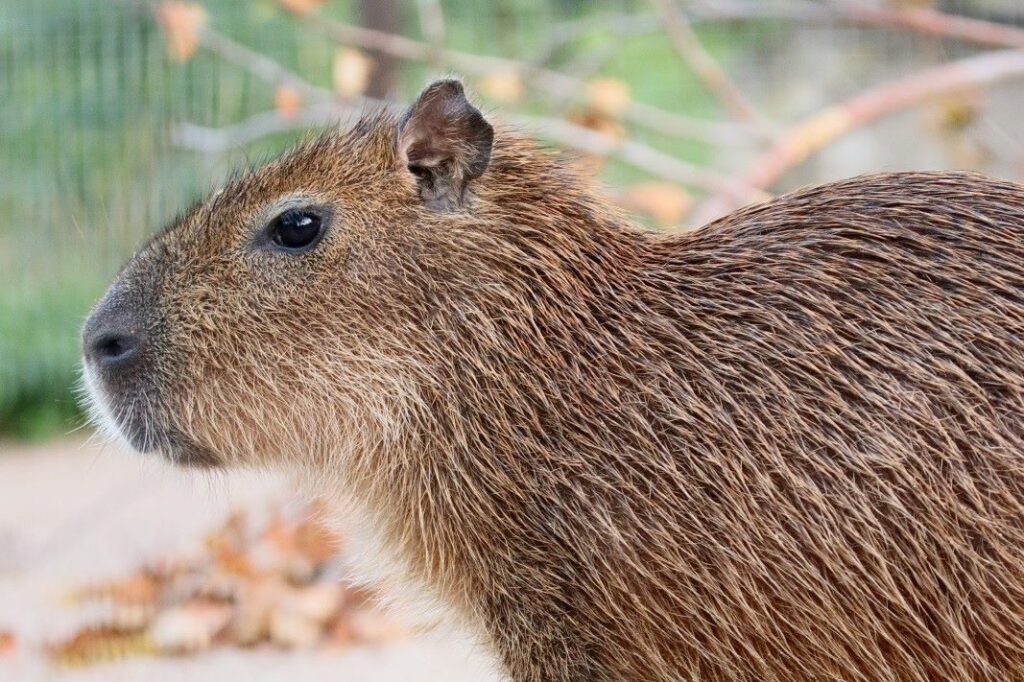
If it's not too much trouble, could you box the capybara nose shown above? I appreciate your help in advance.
[82,298,147,376]
[86,330,141,368]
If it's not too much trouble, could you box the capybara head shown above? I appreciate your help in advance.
[80,79,510,469]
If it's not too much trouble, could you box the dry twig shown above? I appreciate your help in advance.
[198,28,331,101]
[303,12,764,146]
[416,0,446,68]
[171,102,367,153]
[690,48,1024,225]
[170,105,766,203]
[547,2,1024,54]
[828,1,1024,49]
[509,113,767,201]
[151,0,1024,230]
[649,0,760,123]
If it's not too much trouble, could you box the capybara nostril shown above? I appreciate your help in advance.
[89,331,140,368]
[88,331,140,367]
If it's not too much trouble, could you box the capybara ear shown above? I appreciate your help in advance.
[397,79,494,211]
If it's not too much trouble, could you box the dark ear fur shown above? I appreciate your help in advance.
[397,79,494,211]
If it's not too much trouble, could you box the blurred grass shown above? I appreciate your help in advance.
[1,0,754,439]
[0,279,99,438]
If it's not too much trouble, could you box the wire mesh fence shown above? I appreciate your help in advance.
[4,0,1024,438]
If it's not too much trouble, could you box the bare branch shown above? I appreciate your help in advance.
[507,113,769,201]
[171,102,372,154]
[302,12,766,146]
[628,101,767,146]
[197,28,331,101]
[190,2,1024,156]
[170,105,766,203]
[690,48,1024,225]
[827,1,1024,50]
[416,0,446,66]
[163,8,762,199]
[649,0,760,122]
[531,12,618,69]
[545,2,1024,53]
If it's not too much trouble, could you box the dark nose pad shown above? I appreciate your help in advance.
[87,331,141,368]
[82,285,150,375]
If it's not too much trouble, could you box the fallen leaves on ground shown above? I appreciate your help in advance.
[47,626,151,667]
[46,502,407,667]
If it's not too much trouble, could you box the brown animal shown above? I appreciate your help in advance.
[82,79,1024,681]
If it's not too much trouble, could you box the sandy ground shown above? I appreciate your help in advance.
[0,438,500,682]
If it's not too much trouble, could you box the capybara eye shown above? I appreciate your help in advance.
[269,209,323,251]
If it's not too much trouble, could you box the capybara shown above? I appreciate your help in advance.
[83,79,1024,681]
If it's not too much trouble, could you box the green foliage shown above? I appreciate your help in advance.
[0,276,101,439]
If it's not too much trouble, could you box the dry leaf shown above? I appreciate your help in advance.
[587,78,631,118]
[567,110,625,140]
[72,572,160,605]
[47,626,151,667]
[211,544,255,579]
[269,610,321,649]
[325,617,355,648]
[621,182,692,226]
[479,71,524,104]
[279,582,345,624]
[0,630,14,656]
[108,601,158,631]
[148,600,232,654]
[332,48,373,99]
[53,500,397,661]
[251,516,315,581]
[212,509,247,547]
[565,110,626,176]
[938,99,978,131]
[155,2,208,62]
[228,575,287,646]
[276,0,326,16]
[927,91,982,134]
[274,86,303,122]
[204,509,247,560]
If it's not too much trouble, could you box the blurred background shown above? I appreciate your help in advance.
[3,0,1024,679]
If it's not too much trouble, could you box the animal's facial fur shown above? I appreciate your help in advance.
[80,80,502,470]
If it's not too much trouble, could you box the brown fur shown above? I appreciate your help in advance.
[85,83,1024,681]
